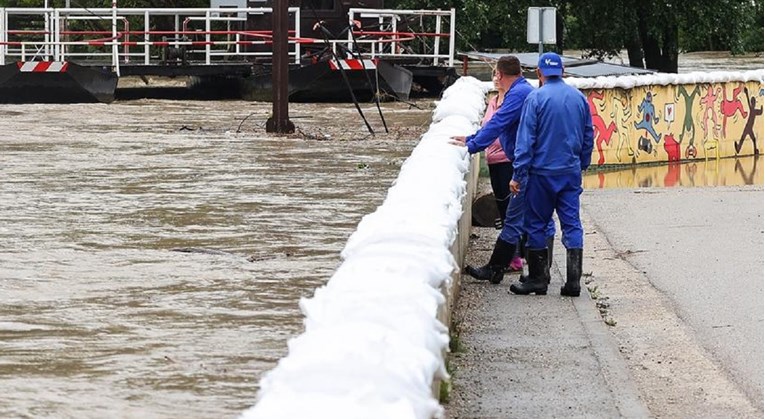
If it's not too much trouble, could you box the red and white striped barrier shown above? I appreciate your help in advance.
[16,61,69,73]
[328,59,376,71]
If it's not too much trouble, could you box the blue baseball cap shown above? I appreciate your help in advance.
[538,52,563,77]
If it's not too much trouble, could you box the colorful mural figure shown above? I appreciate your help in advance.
[699,85,723,159]
[699,85,721,140]
[735,87,763,155]
[611,90,634,162]
[664,103,675,124]
[663,133,680,162]
[720,83,748,137]
[577,79,762,166]
[675,85,701,158]
[587,90,617,165]
[634,91,661,156]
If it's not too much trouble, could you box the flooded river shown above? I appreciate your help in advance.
[566,50,763,73]
[1,51,759,418]
[0,100,429,418]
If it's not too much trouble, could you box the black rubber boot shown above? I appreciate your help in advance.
[561,248,583,296]
[464,238,516,284]
[510,249,549,295]
[519,236,554,284]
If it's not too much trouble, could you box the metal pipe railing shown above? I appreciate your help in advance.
[1,8,7,65]
[0,6,455,69]
[347,7,456,66]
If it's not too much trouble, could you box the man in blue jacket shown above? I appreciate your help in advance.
[509,52,594,296]
[451,55,535,284]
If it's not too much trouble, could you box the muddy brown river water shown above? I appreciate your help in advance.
[0,100,430,418]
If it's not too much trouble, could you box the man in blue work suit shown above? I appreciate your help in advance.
[509,52,594,296]
[452,55,554,285]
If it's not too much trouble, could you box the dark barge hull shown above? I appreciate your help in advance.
[239,59,413,103]
[0,62,117,104]
[0,60,454,103]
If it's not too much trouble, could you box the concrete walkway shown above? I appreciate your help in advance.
[444,183,762,418]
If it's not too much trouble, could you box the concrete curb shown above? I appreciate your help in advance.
[551,248,651,418]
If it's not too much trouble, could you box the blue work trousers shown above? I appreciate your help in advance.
[524,173,584,250]
[499,176,555,245]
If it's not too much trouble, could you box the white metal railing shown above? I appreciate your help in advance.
[347,8,455,67]
[0,6,456,70]
[0,7,303,68]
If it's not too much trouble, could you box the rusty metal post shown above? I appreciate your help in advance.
[266,0,294,134]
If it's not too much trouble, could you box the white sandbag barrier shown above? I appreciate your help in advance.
[240,76,489,419]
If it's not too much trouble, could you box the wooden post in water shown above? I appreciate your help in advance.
[266,0,295,134]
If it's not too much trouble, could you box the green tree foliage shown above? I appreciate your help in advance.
[565,0,763,72]
[389,0,547,53]
[388,0,763,73]
[678,0,764,53]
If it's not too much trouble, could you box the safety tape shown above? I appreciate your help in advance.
[328,59,377,71]
[16,61,69,72]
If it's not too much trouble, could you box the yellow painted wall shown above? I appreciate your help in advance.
[581,80,764,166]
